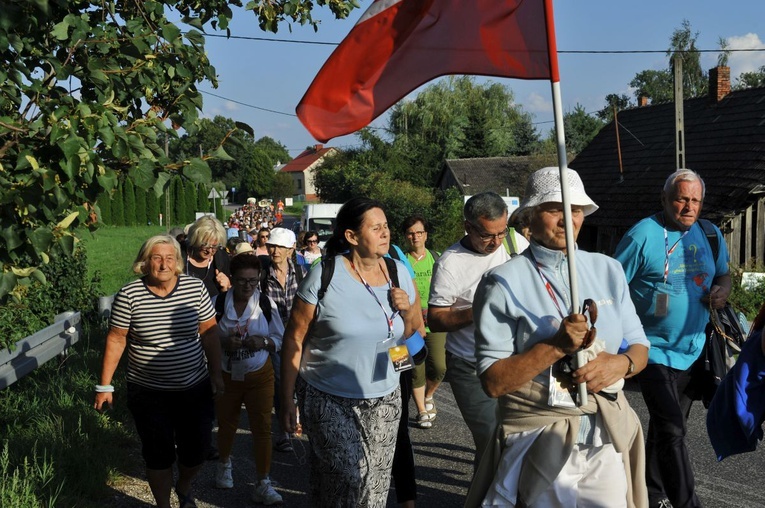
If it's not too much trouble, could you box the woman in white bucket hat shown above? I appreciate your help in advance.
[467,166,650,508]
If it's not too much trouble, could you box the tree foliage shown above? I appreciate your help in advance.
[734,66,765,90]
[554,104,604,154]
[597,93,633,122]
[0,0,359,301]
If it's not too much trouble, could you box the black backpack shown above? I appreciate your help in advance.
[317,255,399,301]
[214,289,272,324]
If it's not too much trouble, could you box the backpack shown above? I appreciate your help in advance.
[687,219,746,407]
[214,289,272,324]
[318,255,399,301]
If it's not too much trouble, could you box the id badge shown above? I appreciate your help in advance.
[654,283,671,317]
[548,364,576,408]
[373,333,397,383]
[389,344,414,372]
[231,358,246,382]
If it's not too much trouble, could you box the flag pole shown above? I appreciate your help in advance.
[545,0,587,405]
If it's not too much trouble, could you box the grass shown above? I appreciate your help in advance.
[79,225,170,295]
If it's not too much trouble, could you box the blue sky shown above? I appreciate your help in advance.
[195,0,765,156]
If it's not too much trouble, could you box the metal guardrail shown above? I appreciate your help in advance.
[0,311,81,390]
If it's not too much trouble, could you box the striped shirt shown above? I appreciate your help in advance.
[110,275,216,390]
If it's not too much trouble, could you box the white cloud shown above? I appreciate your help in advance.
[224,100,239,112]
[525,91,552,113]
[726,33,765,78]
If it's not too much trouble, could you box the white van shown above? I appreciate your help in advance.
[301,203,343,248]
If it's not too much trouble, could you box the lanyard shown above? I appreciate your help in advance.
[663,226,688,284]
[235,317,250,339]
[350,260,400,337]
[529,250,567,318]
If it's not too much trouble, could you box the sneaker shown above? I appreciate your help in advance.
[215,459,233,489]
[253,477,283,505]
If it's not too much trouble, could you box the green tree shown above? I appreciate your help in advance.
[0,0,359,300]
[272,173,295,203]
[556,104,604,154]
[112,182,125,227]
[173,176,186,227]
[597,94,633,122]
[98,192,112,226]
[254,136,291,166]
[146,189,159,226]
[242,150,275,199]
[185,180,198,221]
[196,183,210,214]
[734,66,765,90]
[135,185,148,226]
[123,178,137,226]
[629,69,674,103]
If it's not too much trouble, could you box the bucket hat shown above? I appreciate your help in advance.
[515,167,598,218]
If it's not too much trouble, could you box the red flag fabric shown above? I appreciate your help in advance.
[297,0,558,143]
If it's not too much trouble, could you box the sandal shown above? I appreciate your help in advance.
[175,488,198,508]
[415,411,433,429]
[425,396,437,418]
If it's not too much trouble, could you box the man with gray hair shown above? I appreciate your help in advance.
[428,191,528,470]
[614,168,731,508]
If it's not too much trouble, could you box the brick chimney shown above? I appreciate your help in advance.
[313,144,324,152]
[638,96,649,107]
[709,66,731,103]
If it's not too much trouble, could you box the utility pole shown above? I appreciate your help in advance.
[674,55,685,169]
[165,134,171,231]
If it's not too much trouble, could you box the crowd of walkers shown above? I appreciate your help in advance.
[95,166,764,508]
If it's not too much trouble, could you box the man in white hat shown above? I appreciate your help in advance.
[264,227,304,453]
[613,168,731,508]
[468,167,650,507]
[427,191,528,472]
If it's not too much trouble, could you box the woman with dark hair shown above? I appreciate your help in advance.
[300,230,322,265]
[214,253,284,504]
[94,235,223,508]
[280,197,421,506]
[402,214,447,429]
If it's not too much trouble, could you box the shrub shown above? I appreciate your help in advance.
[729,266,765,322]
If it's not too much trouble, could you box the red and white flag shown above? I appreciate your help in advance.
[297,0,559,142]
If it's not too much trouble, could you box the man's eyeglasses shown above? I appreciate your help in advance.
[469,223,508,242]
[406,230,426,237]
[199,244,220,252]
[233,277,260,287]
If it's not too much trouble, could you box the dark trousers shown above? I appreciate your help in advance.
[637,363,702,508]
[391,369,417,503]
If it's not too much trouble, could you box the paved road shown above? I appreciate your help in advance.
[110,376,765,507]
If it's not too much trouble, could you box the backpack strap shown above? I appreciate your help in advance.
[214,291,227,322]
[503,228,519,256]
[215,290,271,323]
[258,291,272,323]
[428,249,440,262]
[383,256,400,288]
[698,219,719,263]
[317,255,336,301]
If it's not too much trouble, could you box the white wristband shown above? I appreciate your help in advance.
[95,384,114,393]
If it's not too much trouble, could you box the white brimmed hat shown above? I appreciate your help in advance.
[515,167,598,218]
[266,227,296,248]
[233,242,255,256]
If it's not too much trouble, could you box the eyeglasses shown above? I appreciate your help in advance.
[406,230,426,237]
[233,277,260,287]
[306,239,318,244]
[199,244,220,252]
[469,223,508,242]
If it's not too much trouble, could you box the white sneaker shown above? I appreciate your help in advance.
[215,459,233,489]
[253,477,283,505]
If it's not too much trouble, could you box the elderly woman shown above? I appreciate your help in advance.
[468,167,650,508]
[183,215,232,301]
[280,197,421,506]
[94,235,223,508]
[213,253,284,504]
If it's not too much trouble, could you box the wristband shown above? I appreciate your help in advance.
[95,384,114,393]
[405,331,426,356]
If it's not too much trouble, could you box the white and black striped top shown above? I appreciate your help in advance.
[110,274,216,390]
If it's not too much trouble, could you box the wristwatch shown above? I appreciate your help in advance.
[623,353,635,376]
[263,337,270,350]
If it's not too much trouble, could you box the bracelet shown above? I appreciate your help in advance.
[95,384,114,393]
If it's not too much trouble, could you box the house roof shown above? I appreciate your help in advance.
[570,87,765,229]
[438,154,562,197]
[279,146,336,173]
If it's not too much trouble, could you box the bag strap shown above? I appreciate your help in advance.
[698,219,719,263]
[428,249,440,262]
[317,255,336,301]
[215,290,272,323]
[383,256,400,288]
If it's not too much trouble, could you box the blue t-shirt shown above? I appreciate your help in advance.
[614,215,729,369]
[297,255,416,398]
